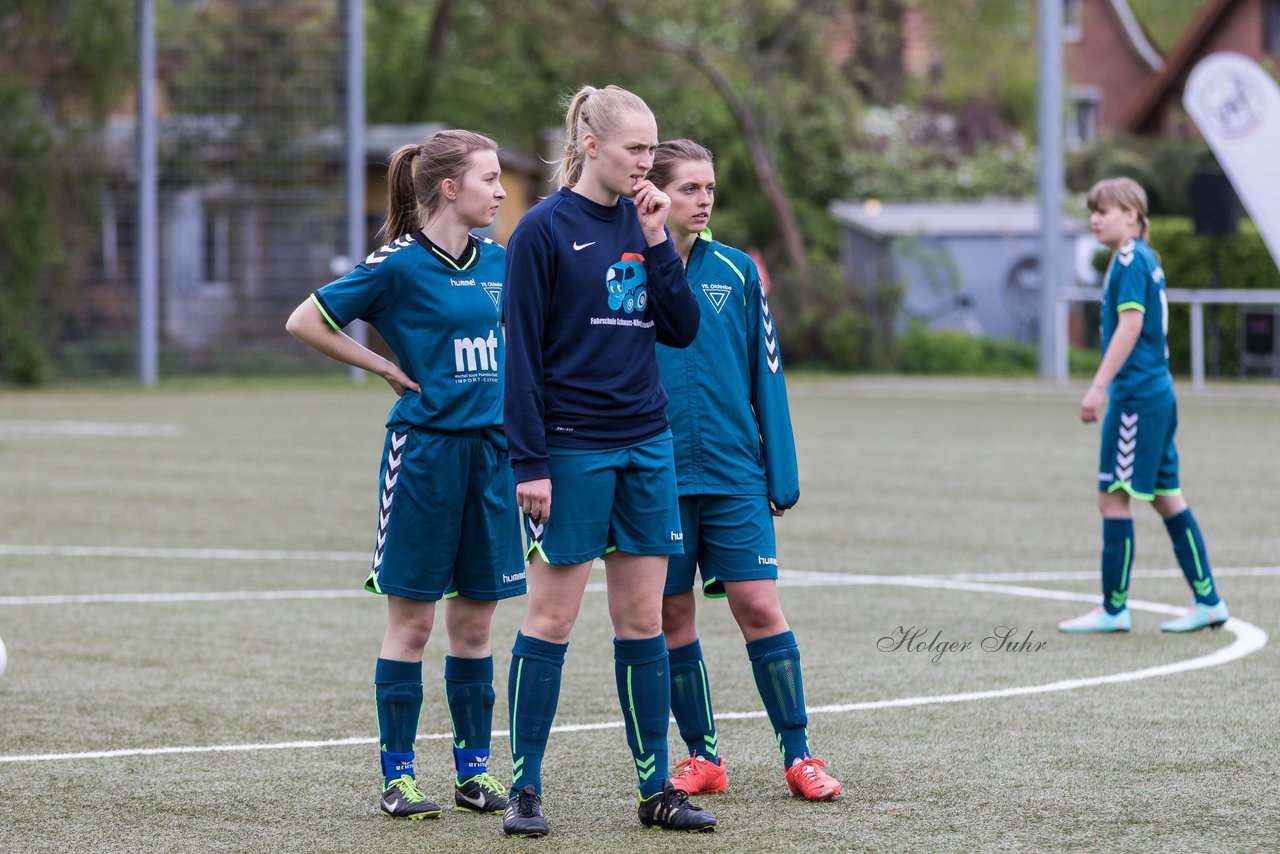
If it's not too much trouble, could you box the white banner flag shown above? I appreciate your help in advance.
[1184,52,1280,267]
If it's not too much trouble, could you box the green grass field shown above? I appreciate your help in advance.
[2,376,1278,852]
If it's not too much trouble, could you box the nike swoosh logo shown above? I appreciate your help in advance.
[458,788,488,808]
[573,241,596,251]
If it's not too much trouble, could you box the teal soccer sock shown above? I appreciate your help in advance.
[747,631,809,767]
[668,639,719,761]
[614,634,670,799]
[444,654,495,783]
[375,657,423,786]
[1102,518,1135,615]
[507,632,567,795]
[1164,508,1221,606]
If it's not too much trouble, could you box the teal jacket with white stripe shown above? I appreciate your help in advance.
[655,235,800,508]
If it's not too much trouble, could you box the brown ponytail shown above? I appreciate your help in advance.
[379,129,499,242]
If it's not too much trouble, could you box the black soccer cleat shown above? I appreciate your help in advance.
[503,783,549,837]
[379,775,443,819]
[637,780,717,832]
[454,772,509,814]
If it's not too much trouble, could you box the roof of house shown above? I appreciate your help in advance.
[1123,0,1240,132]
[1125,0,1213,54]
[1105,0,1165,72]
[828,200,1086,240]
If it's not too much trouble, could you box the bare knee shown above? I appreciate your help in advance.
[523,599,581,644]
[725,581,788,641]
[611,607,663,640]
[382,601,435,658]
[1153,493,1188,519]
[445,598,497,656]
[662,592,699,648]
[1096,489,1131,518]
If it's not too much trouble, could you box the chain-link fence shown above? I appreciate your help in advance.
[63,0,353,378]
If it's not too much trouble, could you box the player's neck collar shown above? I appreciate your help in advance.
[414,231,479,271]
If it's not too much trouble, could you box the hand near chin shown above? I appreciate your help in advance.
[632,177,671,246]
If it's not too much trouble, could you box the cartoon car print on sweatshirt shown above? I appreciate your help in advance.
[605,252,648,314]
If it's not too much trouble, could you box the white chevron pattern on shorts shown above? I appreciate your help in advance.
[1114,413,1137,482]
[761,293,780,374]
[371,432,407,573]
[526,517,544,543]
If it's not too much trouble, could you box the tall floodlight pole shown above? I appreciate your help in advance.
[138,0,159,386]
[1037,0,1064,379]
[345,0,367,383]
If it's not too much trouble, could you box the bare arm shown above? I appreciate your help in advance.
[1081,309,1143,423]
[285,297,420,396]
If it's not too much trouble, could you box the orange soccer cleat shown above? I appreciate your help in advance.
[784,757,841,801]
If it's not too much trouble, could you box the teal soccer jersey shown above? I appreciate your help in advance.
[1100,238,1173,408]
[655,235,799,508]
[313,232,506,431]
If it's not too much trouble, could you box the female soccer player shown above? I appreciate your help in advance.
[1059,177,1228,634]
[646,139,841,802]
[500,85,715,837]
[286,129,523,820]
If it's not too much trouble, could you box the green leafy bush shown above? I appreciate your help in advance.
[1148,218,1277,376]
[897,325,1038,376]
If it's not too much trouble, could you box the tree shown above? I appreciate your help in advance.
[0,1,134,383]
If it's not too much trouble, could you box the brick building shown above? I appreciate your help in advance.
[1066,0,1280,144]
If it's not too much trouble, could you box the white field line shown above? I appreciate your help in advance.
[1,566,1277,607]
[0,572,1266,764]
[0,421,182,438]
[0,545,368,562]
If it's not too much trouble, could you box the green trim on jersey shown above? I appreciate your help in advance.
[311,293,343,332]
[1116,301,1146,313]
[428,242,478,271]
[712,249,749,307]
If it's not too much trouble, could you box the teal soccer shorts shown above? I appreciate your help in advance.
[364,427,525,602]
[663,494,780,598]
[523,431,683,565]
[1097,397,1181,501]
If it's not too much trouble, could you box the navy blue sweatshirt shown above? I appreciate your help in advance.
[503,187,700,484]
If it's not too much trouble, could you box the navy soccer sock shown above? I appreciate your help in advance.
[507,632,566,795]
[1164,508,1221,606]
[747,631,810,767]
[668,639,719,761]
[444,654,495,784]
[1101,517,1135,615]
[614,634,670,799]
[375,657,423,786]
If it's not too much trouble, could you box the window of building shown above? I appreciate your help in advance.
[1064,0,1084,43]
[1267,0,1280,55]
[1067,88,1101,149]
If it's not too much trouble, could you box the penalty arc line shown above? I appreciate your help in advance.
[0,573,1265,765]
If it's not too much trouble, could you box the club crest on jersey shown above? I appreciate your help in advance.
[701,283,733,314]
[482,282,502,312]
[605,252,648,314]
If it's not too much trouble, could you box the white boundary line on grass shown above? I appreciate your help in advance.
[0,421,182,438]
[0,544,368,562]
[1,565,1277,607]
[0,572,1267,764]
